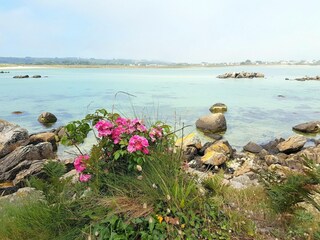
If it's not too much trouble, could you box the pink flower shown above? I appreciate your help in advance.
[111,125,125,144]
[95,120,113,137]
[79,173,91,182]
[74,155,90,172]
[116,117,129,127]
[127,135,149,154]
[149,126,163,142]
[130,119,147,133]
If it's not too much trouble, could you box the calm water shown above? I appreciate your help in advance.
[0,66,319,149]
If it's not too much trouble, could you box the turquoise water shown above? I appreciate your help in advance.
[0,66,319,149]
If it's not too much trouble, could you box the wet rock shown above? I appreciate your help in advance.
[243,141,263,153]
[277,135,307,154]
[209,103,227,113]
[295,76,320,81]
[199,142,215,156]
[196,113,227,134]
[203,133,223,140]
[175,132,202,150]
[38,112,57,124]
[32,75,41,78]
[292,121,320,134]
[0,119,29,158]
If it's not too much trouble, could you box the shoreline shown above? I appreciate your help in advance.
[1,63,320,70]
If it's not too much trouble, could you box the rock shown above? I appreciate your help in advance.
[229,174,259,189]
[217,72,264,79]
[55,126,66,140]
[203,133,223,140]
[292,121,320,134]
[186,168,213,182]
[277,95,285,98]
[11,111,24,115]
[265,155,279,166]
[183,146,198,161]
[13,160,46,185]
[295,76,320,81]
[32,75,41,78]
[277,135,307,154]
[29,132,57,151]
[0,187,44,202]
[60,169,79,184]
[209,103,227,113]
[199,142,215,156]
[261,138,284,154]
[196,113,227,134]
[243,141,263,153]
[204,140,233,158]
[258,149,269,159]
[0,142,54,181]
[175,133,202,150]
[38,112,57,124]
[0,120,29,158]
[201,151,227,166]
[13,75,29,78]
[234,160,254,177]
[0,182,17,196]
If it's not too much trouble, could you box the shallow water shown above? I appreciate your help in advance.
[0,66,319,150]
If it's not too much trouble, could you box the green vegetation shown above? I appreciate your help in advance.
[0,109,319,239]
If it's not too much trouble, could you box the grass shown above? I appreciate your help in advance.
[0,141,319,239]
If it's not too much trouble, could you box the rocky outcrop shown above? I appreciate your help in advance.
[217,72,264,79]
[0,120,29,158]
[277,135,307,154]
[0,142,54,182]
[196,113,227,133]
[295,76,320,81]
[293,121,320,134]
[209,103,227,113]
[29,132,57,151]
[13,75,29,78]
[38,112,57,124]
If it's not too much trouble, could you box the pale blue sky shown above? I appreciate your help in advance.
[0,0,319,62]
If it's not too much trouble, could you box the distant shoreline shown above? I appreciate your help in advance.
[1,63,320,70]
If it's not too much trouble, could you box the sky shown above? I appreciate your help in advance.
[0,0,320,63]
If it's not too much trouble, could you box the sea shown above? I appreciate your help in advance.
[0,65,319,152]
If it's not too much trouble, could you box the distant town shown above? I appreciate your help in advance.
[0,57,320,67]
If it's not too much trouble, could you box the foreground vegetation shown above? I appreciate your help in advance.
[0,109,319,240]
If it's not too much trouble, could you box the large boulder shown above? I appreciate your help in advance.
[292,121,320,134]
[209,103,227,113]
[0,120,29,158]
[276,135,307,154]
[38,112,57,124]
[196,113,227,133]
[0,142,54,181]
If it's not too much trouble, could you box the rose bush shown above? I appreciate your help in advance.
[62,109,173,184]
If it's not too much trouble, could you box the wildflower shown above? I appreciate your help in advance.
[137,175,143,180]
[79,173,91,182]
[95,120,113,137]
[152,183,158,189]
[127,135,149,154]
[149,126,163,142]
[74,154,90,172]
[115,117,129,127]
[156,215,163,224]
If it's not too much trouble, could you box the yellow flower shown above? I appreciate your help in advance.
[156,214,163,224]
